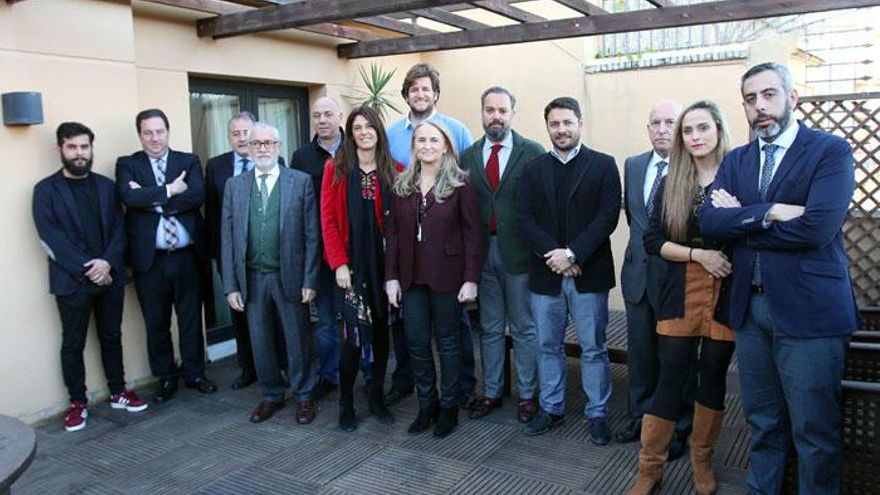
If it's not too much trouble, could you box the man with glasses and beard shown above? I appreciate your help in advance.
[459,87,544,423]
[33,122,148,432]
[221,122,321,425]
[516,97,621,445]
[700,62,859,494]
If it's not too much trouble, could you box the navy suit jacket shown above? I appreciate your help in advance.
[115,149,205,272]
[699,121,860,337]
[32,171,129,295]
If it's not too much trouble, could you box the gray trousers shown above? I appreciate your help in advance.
[477,237,537,399]
[246,270,316,403]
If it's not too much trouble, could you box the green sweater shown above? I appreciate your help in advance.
[246,177,281,272]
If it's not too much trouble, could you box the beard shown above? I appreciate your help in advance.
[483,121,510,143]
[552,132,577,151]
[61,155,92,177]
[253,155,277,171]
[751,100,793,141]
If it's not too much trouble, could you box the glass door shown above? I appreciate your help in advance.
[189,77,309,344]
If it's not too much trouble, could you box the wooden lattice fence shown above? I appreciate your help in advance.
[796,93,880,308]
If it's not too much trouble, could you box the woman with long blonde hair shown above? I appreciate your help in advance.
[384,120,483,439]
[629,100,734,495]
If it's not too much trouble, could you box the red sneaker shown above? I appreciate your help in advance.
[64,402,88,432]
[109,390,149,413]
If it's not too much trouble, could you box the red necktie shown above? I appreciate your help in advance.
[486,143,502,233]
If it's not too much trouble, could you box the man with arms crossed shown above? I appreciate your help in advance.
[700,62,859,494]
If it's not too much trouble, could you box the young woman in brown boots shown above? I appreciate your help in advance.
[627,100,735,495]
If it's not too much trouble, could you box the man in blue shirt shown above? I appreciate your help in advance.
[385,63,473,165]
[384,63,476,408]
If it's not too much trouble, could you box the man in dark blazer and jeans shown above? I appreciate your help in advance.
[116,108,216,403]
[517,97,621,445]
[700,62,859,494]
[33,122,148,432]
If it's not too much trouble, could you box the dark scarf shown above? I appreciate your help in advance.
[340,163,391,359]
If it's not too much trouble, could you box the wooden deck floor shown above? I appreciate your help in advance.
[14,319,749,494]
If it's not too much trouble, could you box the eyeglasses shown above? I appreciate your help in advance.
[249,140,279,149]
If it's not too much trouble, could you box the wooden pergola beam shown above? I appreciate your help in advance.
[410,8,489,30]
[472,0,545,23]
[197,0,464,38]
[354,15,441,36]
[552,0,609,16]
[141,0,386,42]
[339,0,880,58]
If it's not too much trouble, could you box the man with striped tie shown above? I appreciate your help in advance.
[116,108,217,404]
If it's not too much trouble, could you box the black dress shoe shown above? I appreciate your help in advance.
[615,418,643,444]
[249,400,284,423]
[408,405,438,434]
[154,379,178,404]
[384,388,412,406]
[184,377,218,394]
[433,406,459,438]
[231,372,256,390]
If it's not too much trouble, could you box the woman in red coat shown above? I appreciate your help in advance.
[321,105,400,432]
[384,121,484,438]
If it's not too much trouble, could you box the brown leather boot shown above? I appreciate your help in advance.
[627,415,676,495]
[690,403,724,495]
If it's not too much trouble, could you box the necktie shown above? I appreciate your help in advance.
[486,143,502,233]
[241,158,251,173]
[154,157,166,185]
[645,160,667,218]
[155,158,178,248]
[259,173,269,210]
[753,144,780,285]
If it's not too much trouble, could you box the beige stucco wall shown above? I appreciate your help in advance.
[1,0,805,422]
[0,0,419,423]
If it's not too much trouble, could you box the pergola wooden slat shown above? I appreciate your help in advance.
[338,0,880,58]
[172,0,880,59]
[196,0,465,38]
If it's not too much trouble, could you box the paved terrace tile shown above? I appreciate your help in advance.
[14,355,746,494]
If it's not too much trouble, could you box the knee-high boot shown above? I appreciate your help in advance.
[690,403,724,495]
[627,414,676,495]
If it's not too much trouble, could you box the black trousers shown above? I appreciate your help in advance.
[133,248,205,381]
[402,285,462,409]
[339,314,389,405]
[648,335,735,421]
[55,284,126,403]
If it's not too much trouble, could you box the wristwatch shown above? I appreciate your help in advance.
[565,248,577,264]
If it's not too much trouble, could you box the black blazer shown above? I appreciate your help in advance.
[206,151,286,262]
[32,171,129,295]
[115,149,205,272]
[516,145,621,295]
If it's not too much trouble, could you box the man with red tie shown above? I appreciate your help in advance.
[459,87,544,423]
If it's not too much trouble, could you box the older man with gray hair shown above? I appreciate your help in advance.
[221,122,321,425]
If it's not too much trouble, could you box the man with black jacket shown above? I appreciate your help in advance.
[289,96,344,399]
[517,97,621,445]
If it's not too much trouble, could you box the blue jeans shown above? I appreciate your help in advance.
[314,263,339,384]
[402,285,462,409]
[391,299,476,396]
[736,293,848,495]
[531,279,611,418]
[477,237,537,399]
